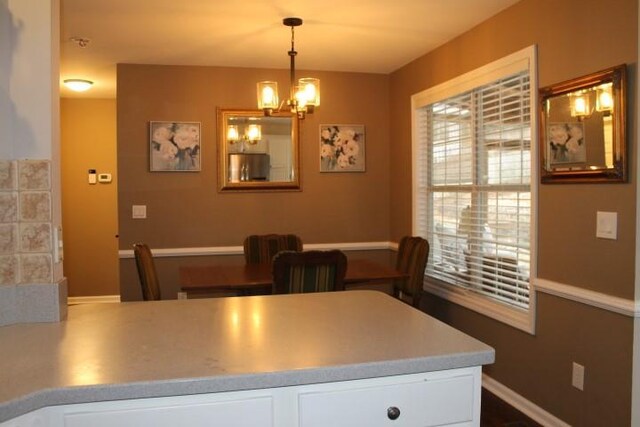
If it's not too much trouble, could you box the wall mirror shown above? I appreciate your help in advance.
[217,109,300,191]
[539,64,627,183]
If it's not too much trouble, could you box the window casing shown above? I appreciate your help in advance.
[412,46,537,333]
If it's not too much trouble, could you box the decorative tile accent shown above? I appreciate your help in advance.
[0,160,17,190]
[0,223,17,254]
[19,222,51,252]
[0,255,19,285]
[0,157,64,323]
[19,160,51,190]
[20,254,52,283]
[19,191,51,222]
[0,192,18,223]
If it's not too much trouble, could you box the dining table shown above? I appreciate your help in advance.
[178,258,408,298]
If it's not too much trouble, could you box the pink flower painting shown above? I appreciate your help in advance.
[319,125,366,172]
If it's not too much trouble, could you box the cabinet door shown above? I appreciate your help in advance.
[299,374,476,427]
[0,408,55,427]
[63,395,273,427]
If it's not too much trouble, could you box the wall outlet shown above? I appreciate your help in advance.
[572,362,585,390]
[53,226,64,263]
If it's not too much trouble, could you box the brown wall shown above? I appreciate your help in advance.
[390,0,637,425]
[61,98,119,297]
[117,65,390,299]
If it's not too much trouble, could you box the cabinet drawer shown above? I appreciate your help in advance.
[299,374,475,427]
[64,395,273,427]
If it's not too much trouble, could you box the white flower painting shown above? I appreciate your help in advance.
[547,122,586,165]
[150,121,201,171]
[319,124,365,172]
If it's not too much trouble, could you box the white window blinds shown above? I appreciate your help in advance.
[414,67,532,310]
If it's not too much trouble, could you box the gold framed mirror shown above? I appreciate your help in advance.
[217,109,300,192]
[539,64,627,183]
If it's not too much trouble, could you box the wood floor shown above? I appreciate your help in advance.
[481,388,543,427]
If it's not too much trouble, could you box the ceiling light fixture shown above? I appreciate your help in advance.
[63,79,94,92]
[70,37,91,48]
[257,18,320,120]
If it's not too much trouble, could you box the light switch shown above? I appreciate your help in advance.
[98,173,112,183]
[596,211,617,240]
[132,205,147,219]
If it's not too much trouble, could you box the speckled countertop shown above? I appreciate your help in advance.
[0,290,494,422]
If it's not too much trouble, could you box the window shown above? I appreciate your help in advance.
[412,46,537,332]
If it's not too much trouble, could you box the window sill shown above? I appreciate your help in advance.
[423,279,535,334]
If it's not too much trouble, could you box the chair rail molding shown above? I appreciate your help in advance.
[534,277,640,318]
[118,241,395,259]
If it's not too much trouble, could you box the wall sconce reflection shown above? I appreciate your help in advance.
[227,124,262,145]
[596,83,614,114]
[570,91,591,118]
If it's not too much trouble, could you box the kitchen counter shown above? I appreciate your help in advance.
[0,290,494,422]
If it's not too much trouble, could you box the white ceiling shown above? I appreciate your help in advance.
[60,0,520,98]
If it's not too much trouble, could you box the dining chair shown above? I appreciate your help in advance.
[393,236,430,308]
[272,250,347,294]
[243,234,303,264]
[133,243,161,301]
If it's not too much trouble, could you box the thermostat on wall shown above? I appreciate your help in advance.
[98,173,112,183]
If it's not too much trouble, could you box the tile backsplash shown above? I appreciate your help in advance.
[0,160,53,285]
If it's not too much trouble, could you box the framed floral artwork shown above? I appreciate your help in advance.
[319,124,365,172]
[149,121,201,172]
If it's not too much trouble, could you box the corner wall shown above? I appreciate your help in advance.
[390,0,637,425]
[0,0,66,326]
[61,98,119,297]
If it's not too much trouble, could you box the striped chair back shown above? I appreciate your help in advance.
[272,250,347,294]
[243,234,303,264]
[393,236,430,308]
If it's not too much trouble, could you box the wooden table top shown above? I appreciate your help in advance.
[180,259,407,292]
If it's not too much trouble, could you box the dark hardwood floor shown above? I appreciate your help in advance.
[481,388,543,427]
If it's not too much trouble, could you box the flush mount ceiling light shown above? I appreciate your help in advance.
[257,17,320,120]
[63,79,94,92]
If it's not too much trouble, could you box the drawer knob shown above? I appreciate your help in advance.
[387,406,401,420]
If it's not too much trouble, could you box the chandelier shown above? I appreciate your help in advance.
[227,123,262,145]
[257,18,320,119]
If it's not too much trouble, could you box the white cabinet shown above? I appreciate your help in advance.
[298,371,476,426]
[63,394,273,427]
[1,367,481,427]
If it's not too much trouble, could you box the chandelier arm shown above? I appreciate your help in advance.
[289,25,297,108]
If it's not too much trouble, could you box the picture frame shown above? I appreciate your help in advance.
[319,124,366,172]
[149,121,201,172]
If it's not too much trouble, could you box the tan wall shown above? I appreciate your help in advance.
[117,65,390,299]
[390,0,637,425]
[61,98,119,297]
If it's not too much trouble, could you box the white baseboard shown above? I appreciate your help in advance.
[67,295,121,305]
[482,374,570,427]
